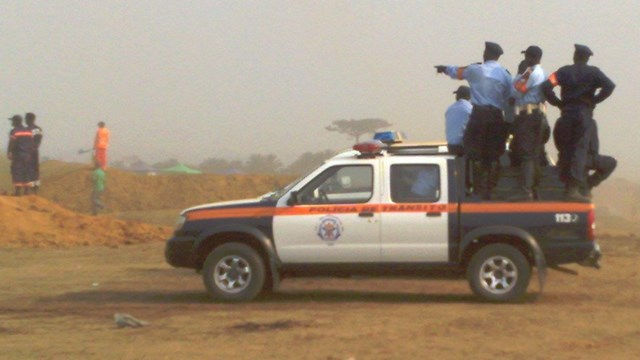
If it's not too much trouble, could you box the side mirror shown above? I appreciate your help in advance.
[287,191,298,206]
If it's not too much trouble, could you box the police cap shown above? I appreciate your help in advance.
[521,45,543,59]
[485,41,504,56]
[453,85,471,98]
[8,115,22,122]
[574,44,593,57]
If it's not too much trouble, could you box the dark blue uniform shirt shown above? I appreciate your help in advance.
[545,64,615,109]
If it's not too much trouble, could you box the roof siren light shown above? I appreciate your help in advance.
[374,131,405,144]
[353,139,385,156]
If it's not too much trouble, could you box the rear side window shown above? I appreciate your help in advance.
[391,164,440,203]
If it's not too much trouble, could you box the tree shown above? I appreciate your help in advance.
[243,154,283,174]
[152,158,180,170]
[283,150,336,175]
[325,118,392,143]
[199,157,243,174]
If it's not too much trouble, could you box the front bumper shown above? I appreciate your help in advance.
[165,235,197,268]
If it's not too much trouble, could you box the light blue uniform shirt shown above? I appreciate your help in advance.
[445,61,512,110]
[411,169,439,198]
[445,99,472,145]
[511,64,546,106]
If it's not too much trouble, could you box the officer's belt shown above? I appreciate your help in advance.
[516,103,546,115]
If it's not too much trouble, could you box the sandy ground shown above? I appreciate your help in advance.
[1,236,639,360]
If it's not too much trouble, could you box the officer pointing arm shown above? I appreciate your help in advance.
[433,42,512,199]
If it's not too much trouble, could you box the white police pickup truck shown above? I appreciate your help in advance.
[166,136,600,302]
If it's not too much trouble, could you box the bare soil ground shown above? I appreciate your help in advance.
[1,236,639,359]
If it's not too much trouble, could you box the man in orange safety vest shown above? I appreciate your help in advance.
[93,121,110,170]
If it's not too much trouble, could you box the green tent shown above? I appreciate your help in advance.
[159,163,202,174]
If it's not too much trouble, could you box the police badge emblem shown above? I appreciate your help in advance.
[316,215,343,241]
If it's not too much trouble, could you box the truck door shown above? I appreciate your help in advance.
[274,161,381,263]
[380,157,450,262]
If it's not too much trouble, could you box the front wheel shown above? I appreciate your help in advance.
[202,243,266,302]
[466,243,531,302]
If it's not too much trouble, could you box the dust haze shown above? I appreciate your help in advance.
[1,1,638,178]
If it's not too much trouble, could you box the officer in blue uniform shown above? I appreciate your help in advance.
[445,85,472,156]
[543,44,615,202]
[436,41,512,199]
[510,45,547,200]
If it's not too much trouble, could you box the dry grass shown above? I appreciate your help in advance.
[1,236,638,359]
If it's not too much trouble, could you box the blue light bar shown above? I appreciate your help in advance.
[374,131,404,144]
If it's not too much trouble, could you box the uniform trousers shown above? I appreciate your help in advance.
[512,109,546,193]
[553,106,594,188]
[585,118,616,189]
[463,105,508,197]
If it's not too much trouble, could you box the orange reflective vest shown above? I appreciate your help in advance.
[94,128,110,149]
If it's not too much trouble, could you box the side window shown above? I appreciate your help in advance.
[298,165,373,204]
[391,164,440,203]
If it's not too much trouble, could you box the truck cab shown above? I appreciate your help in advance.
[166,138,601,302]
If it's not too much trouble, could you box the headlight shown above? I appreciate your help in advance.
[175,214,187,231]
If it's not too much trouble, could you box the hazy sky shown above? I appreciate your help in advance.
[2,1,639,178]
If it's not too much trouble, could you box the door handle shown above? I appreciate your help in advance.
[358,212,374,218]
[426,212,442,217]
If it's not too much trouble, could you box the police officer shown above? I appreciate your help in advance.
[543,44,615,202]
[25,112,43,193]
[7,115,35,196]
[445,85,472,156]
[436,42,512,199]
[509,46,547,201]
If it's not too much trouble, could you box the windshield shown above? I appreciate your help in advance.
[262,169,316,201]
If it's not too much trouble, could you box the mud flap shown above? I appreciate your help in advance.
[531,244,547,295]
[269,255,281,291]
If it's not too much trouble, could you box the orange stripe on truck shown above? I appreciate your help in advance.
[185,202,593,220]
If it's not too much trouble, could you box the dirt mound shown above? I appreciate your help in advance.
[37,164,295,214]
[0,195,171,248]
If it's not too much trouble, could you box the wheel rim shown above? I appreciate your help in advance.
[213,255,252,294]
[479,255,518,295]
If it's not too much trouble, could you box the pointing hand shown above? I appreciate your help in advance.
[435,65,447,74]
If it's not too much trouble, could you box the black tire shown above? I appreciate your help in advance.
[466,243,531,302]
[202,242,266,302]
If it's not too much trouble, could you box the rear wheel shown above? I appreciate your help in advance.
[466,243,531,302]
[202,242,266,302]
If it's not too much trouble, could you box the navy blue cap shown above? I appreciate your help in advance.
[574,44,593,57]
[453,85,470,98]
[521,45,543,59]
[485,41,503,56]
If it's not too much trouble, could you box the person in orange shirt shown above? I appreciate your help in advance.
[93,121,110,169]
